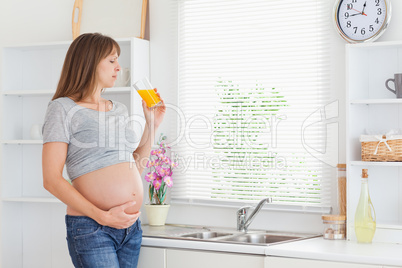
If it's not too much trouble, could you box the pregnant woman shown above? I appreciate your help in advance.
[42,33,165,267]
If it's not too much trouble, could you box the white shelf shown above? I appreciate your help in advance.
[346,40,402,49]
[348,221,402,230]
[350,161,402,167]
[346,41,402,244]
[350,99,402,104]
[2,87,131,96]
[377,222,402,230]
[104,87,132,94]
[4,40,72,49]
[2,140,43,144]
[2,197,61,203]
[1,37,149,268]
[2,90,55,96]
[3,37,133,50]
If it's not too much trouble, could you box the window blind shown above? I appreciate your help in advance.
[173,0,333,210]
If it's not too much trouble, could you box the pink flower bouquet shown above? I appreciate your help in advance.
[145,134,178,205]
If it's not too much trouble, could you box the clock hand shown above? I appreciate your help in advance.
[351,8,367,16]
[361,1,367,15]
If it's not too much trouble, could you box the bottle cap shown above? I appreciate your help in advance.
[362,169,368,178]
[322,214,346,221]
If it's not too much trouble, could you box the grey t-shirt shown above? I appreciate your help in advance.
[42,97,139,181]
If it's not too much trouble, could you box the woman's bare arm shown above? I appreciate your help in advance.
[133,123,155,175]
[133,90,166,175]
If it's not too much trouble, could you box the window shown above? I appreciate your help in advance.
[173,0,334,211]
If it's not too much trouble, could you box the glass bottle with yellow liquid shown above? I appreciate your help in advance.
[354,169,376,243]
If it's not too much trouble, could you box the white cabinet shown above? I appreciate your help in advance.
[162,249,390,268]
[138,247,166,268]
[346,41,402,244]
[166,249,265,268]
[0,38,149,267]
[265,257,382,268]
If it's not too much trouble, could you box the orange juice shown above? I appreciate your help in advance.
[137,89,161,108]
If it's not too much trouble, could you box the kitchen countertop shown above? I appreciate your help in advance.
[267,237,402,267]
[141,224,402,267]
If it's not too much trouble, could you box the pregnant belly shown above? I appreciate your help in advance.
[67,162,143,215]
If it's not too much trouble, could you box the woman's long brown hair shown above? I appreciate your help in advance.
[52,33,121,101]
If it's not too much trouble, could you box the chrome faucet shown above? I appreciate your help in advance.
[237,197,272,232]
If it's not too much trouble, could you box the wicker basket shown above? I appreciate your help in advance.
[361,135,402,162]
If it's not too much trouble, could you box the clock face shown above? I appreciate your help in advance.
[336,0,390,42]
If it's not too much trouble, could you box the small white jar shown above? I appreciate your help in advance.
[322,214,346,240]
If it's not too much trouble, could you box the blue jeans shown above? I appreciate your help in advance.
[66,215,142,268]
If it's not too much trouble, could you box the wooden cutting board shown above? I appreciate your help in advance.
[138,0,148,39]
[72,0,83,40]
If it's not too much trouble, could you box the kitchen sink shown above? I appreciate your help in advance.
[174,229,318,245]
[218,233,302,245]
[180,231,233,239]
[142,224,320,246]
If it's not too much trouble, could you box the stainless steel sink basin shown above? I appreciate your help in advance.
[151,224,321,246]
[175,230,318,245]
[219,233,302,245]
[180,231,233,239]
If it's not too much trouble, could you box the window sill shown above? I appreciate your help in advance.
[171,199,331,214]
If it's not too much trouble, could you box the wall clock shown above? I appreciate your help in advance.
[333,0,392,43]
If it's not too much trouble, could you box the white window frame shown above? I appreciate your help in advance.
[152,0,337,214]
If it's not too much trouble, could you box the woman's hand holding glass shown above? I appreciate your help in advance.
[133,77,162,108]
[142,88,166,129]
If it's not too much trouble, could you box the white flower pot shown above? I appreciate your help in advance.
[145,204,170,226]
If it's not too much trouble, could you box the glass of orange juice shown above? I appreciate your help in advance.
[132,77,162,108]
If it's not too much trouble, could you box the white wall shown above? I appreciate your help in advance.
[0,0,143,45]
[1,0,402,234]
